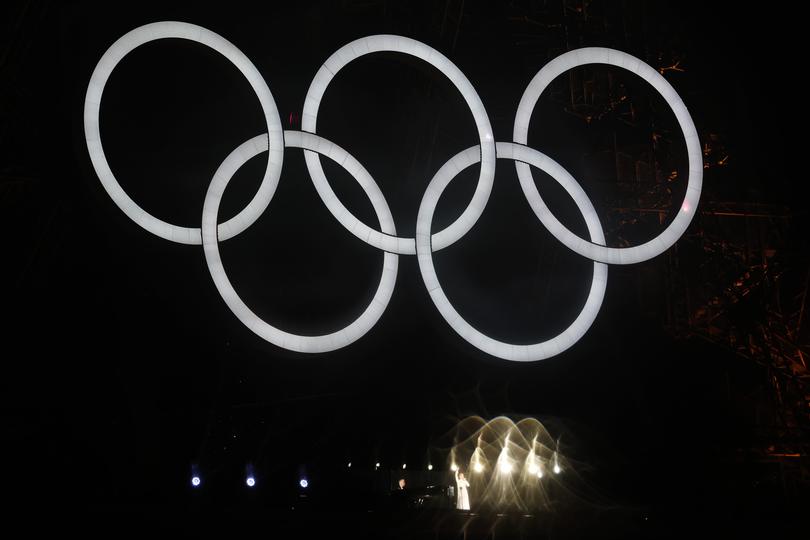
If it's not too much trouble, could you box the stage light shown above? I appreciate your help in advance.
[347,462,352,468]
[497,440,512,474]
[537,469,543,479]
[450,463,458,472]
[553,464,561,474]
[474,462,483,473]
[191,463,202,488]
[427,464,433,471]
[246,463,256,487]
[527,450,539,475]
[299,478,308,488]
[402,463,407,470]
[375,462,380,470]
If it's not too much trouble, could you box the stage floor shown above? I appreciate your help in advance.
[33,504,807,539]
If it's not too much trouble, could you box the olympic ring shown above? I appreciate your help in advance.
[302,35,496,255]
[84,22,701,361]
[416,142,608,361]
[84,21,284,245]
[513,48,703,265]
[202,131,398,353]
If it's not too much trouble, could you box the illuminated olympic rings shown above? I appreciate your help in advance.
[84,22,702,361]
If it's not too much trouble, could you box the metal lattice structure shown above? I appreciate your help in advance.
[503,0,810,495]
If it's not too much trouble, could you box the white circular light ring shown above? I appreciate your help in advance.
[415,142,608,362]
[513,47,702,265]
[84,21,284,245]
[202,131,398,354]
[302,35,496,255]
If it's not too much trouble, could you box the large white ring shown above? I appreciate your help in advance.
[513,47,702,265]
[302,35,496,255]
[202,131,398,353]
[416,142,608,362]
[84,21,284,245]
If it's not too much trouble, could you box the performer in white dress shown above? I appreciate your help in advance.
[455,470,470,510]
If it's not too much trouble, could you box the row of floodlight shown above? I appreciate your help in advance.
[190,457,561,489]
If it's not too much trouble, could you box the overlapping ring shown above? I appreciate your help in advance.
[84,21,702,361]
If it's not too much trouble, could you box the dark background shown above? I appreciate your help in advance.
[1,0,805,535]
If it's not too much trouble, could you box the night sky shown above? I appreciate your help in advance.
[2,0,804,532]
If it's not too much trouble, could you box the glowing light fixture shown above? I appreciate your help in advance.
[191,463,202,488]
[246,463,256,487]
[299,479,308,488]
